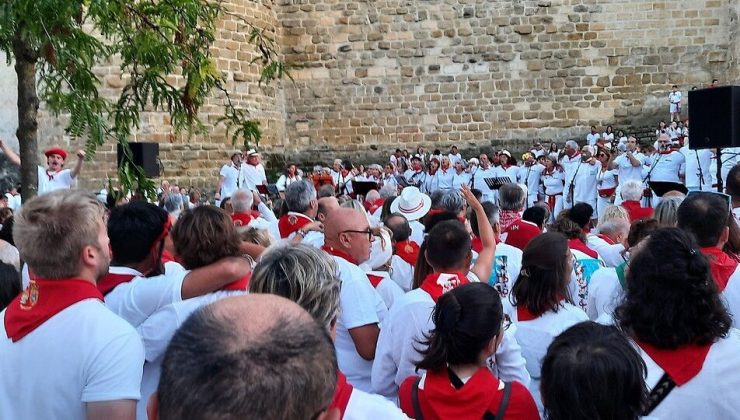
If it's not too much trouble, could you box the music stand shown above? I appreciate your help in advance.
[256,184,279,196]
[483,177,513,190]
[648,181,688,197]
[352,180,380,199]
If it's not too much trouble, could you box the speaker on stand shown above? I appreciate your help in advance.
[116,142,160,178]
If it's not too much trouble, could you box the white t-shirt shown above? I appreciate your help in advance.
[448,153,463,165]
[586,132,601,146]
[471,166,497,201]
[504,301,589,411]
[136,290,244,420]
[647,151,685,183]
[614,152,646,184]
[239,163,267,190]
[568,248,606,315]
[474,242,523,301]
[494,165,520,182]
[332,255,388,392]
[586,266,623,320]
[409,220,425,246]
[390,255,414,292]
[452,171,471,190]
[638,329,740,418]
[0,300,144,419]
[276,174,301,192]
[518,164,545,198]
[37,166,75,194]
[371,286,530,399]
[434,168,455,191]
[104,265,187,328]
[365,270,404,310]
[542,169,565,195]
[219,164,240,198]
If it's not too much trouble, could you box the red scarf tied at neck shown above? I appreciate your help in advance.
[700,247,738,292]
[419,272,469,302]
[4,278,103,342]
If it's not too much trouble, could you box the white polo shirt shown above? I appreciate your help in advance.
[239,162,267,190]
[37,166,75,194]
[332,255,388,392]
[614,152,646,183]
[0,300,144,419]
[647,151,685,183]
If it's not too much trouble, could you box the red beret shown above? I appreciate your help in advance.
[44,147,67,160]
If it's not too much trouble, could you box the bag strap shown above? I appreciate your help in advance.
[494,381,512,420]
[642,372,677,416]
[412,376,424,420]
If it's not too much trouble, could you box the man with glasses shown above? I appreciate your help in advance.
[645,133,685,204]
[321,207,388,392]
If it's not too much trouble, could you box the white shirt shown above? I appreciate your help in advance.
[494,165,520,183]
[614,152,646,183]
[720,264,740,329]
[239,162,267,190]
[434,168,455,191]
[586,132,601,146]
[332,170,355,195]
[474,242,523,301]
[586,266,622,320]
[365,270,404,310]
[104,265,187,328]
[542,169,565,195]
[518,164,545,197]
[219,164,240,198]
[504,301,589,411]
[638,329,740,418]
[137,290,244,420]
[573,161,599,204]
[448,153,463,165]
[586,235,625,268]
[0,300,145,420]
[371,285,530,399]
[409,220,425,246]
[345,387,409,419]
[276,174,301,192]
[471,166,496,201]
[452,171,471,189]
[647,151,685,183]
[669,90,682,105]
[390,255,415,292]
[37,166,75,194]
[332,255,388,392]
[559,153,582,186]
[568,248,606,315]
[404,169,426,188]
[680,146,713,189]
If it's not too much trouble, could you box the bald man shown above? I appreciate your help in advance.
[149,294,339,420]
[321,208,388,392]
[317,196,340,224]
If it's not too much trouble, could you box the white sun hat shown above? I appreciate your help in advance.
[390,186,432,222]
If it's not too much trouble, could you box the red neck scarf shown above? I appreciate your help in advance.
[231,212,253,227]
[420,272,469,302]
[367,273,384,288]
[322,245,358,265]
[569,238,599,259]
[277,212,313,238]
[5,278,103,342]
[596,234,615,245]
[636,340,712,386]
[329,372,353,416]
[700,247,738,292]
[45,170,59,181]
[394,240,420,266]
[499,210,521,232]
[423,368,500,419]
[97,272,137,296]
[365,198,384,214]
[516,297,565,321]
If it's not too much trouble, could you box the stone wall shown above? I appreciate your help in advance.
[279,0,736,164]
[1,0,739,193]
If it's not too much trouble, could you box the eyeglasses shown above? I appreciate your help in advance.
[341,228,374,242]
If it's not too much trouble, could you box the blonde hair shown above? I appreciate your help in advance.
[237,226,275,248]
[598,205,630,226]
[14,190,105,278]
[248,244,340,330]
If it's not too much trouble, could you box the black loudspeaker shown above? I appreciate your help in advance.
[689,85,740,150]
[117,142,160,177]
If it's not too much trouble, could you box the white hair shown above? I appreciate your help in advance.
[231,188,254,213]
[565,140,579,150]
[621,180,644,202]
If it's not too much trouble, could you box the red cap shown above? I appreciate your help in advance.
[44,147,67,160]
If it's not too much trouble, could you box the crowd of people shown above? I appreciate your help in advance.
[3,120,740,419]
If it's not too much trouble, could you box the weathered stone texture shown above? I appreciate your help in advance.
[1,0,738,191]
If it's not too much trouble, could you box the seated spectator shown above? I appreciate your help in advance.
[398,283,539,419]
[541,322,648,420]
[150,295,338,420]
[615,228,740,417]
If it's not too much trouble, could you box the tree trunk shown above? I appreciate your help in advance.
[13,30,39,202]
